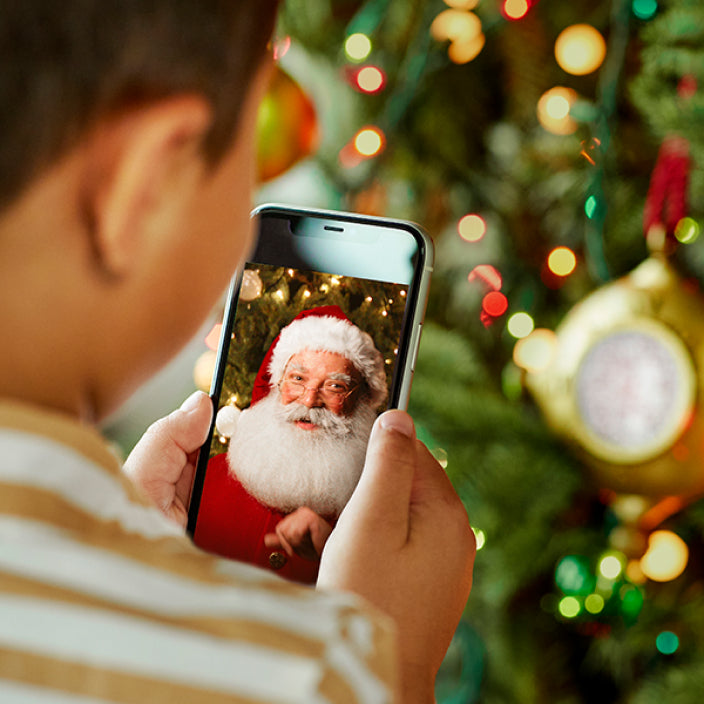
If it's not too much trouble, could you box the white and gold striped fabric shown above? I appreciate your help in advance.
[0,400,396,703]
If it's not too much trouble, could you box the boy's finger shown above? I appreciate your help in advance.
[342,410,417,540]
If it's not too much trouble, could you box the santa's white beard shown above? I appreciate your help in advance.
[226,391,377,516]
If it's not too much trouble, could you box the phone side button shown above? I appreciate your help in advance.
[410,323,422,371]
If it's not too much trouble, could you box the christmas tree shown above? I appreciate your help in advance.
[261,0,704,701]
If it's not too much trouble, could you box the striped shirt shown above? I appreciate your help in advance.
[0,399,397,703]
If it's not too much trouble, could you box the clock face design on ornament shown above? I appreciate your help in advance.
[574,323,696,463]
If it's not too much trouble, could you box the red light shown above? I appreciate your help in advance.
[468,264,502,291]
[482,291,508,317]
[355,66,386,93]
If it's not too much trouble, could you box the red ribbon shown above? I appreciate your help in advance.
[643,135,690,240]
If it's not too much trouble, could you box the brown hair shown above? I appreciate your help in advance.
[0,0,278,211]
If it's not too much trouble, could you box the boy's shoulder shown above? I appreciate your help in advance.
[0,399,395,703]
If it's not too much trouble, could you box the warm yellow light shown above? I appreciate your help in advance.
[345,33,372,62]
[554,24,606,76]
[448,33,486,64]
[503,0,529,20]
[507,312,535,339]
[430,9,481,43]
[354,127,385,157]
[512,328,557,373]
[599,554,624,580]
[473,527,486,550]
[356,66,385,92]
[548,246,577,276]
[537,87,578,135]
[458,213,487,242]
[445,0,479,8]
[193,350,217,392]
[640,530,689,582]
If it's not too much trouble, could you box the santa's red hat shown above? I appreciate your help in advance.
[250,305,388,408]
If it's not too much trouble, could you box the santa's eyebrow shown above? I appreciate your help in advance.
[327,372,353,384]
[285,362,308,374]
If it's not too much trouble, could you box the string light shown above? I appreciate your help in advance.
[537,87,578,135]
[502,0,530,21]
[558,596,581,619]
[448,33,485,64]
[632,0,658,20]
[353,126,385,157]
[345,33,372,62]
[674,217,700,244]
[584,594,605,614]
[458,213,487,242]
[554,24,606,76]
[640,530,689,582]
[513,328,557,372]
[547,246,577,276]
[598,552,625,580]
[468,264,502,291]
[354,66,386,93]
[656,631,679,655]
[482,291,508,317]
[430,9,481,43]
[507,312,534,338]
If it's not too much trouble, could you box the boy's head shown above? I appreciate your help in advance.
[0,1,278,419]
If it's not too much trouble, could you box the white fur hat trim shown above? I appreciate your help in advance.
[268,315,388,407]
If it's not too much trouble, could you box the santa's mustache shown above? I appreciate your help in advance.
[274,401,353,436]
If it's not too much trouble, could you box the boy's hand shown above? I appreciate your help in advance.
[317,410,476,703]
[123,391,212,527]
[264,507,333,561]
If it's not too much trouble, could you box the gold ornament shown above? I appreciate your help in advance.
[523,252,704,504]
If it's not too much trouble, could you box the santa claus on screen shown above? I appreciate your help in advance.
[193,305,388,583]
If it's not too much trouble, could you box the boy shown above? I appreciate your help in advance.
[0,2,475,702]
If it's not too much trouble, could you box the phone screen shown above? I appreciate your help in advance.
[188,206,431,583]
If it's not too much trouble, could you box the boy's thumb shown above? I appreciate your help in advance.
[342,410,418,539]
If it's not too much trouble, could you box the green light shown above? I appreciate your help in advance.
[656,631,679,655]
[584,594,605,614]
[558,596,582,619]
[620,585,644,619]
[585,195,597,219]
[632,0,658,20]
[675,217,700,244]
[555,556,594,596]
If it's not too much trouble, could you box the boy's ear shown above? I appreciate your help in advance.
[82,95,213,277]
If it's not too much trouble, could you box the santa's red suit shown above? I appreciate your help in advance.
[193,452,330,584]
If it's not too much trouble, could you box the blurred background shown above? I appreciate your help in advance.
[104,0,704,701]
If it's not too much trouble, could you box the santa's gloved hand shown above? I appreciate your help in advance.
[317,410,476,704]
[264,507,333,561]
[123,390,212,528]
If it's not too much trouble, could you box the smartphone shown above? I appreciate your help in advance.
[187,204,433,583]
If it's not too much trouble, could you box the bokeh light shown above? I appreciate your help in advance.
[558,596,581,619]
[194,349,217,392]
[513,328,557,373]
[448,33,486,64]
[554,24,606,76]
[632,0,658,20]
[502,0,530,20]
[483,291,509,317]
[585,594,605,614]
[345,33,372,62]
[355,66,385,93]
[468,264,502,291]
[537,86,578,135]
[640,530,689,582]
[353,126,385,157]
[585,195,598,219]
[674,217,700,244]
[548,246,577,276]
[430,9,481,43]
[656,631,679,655]
[473,527,486,550]
[204,324,222,351]
[458,213,487,242]
[444,0,479,8]
[599,552,625,580]
[507,312,535,339]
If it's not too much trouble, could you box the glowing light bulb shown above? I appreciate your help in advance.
[507,312,534,339]
[537,87,578,135]
[555,24,606,76]
[353,126,385,157]
[355,66,385,93]
[632,0,658,20]
[598,553,625,580]
[430,9,481,42]
[656,631,679,655]
[345,33,372,62]
[482,291,508,317]
[473,528,486,550]
[448,33,485,64]
[503,0,530,20]
[468,264,502,291]
[547,246,577,276]
[444,0,479,8]
[513,328,557,373]
[558,596,581,619]
[458,213,487,242]
[674,217,700,244]
[640,530,689,582]
[584,594,605,614]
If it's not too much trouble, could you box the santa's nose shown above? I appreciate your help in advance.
[298,386,324,407]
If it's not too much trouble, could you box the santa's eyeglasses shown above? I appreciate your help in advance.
[278,376,358,404]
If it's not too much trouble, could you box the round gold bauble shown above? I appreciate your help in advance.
[524,254,704,502]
